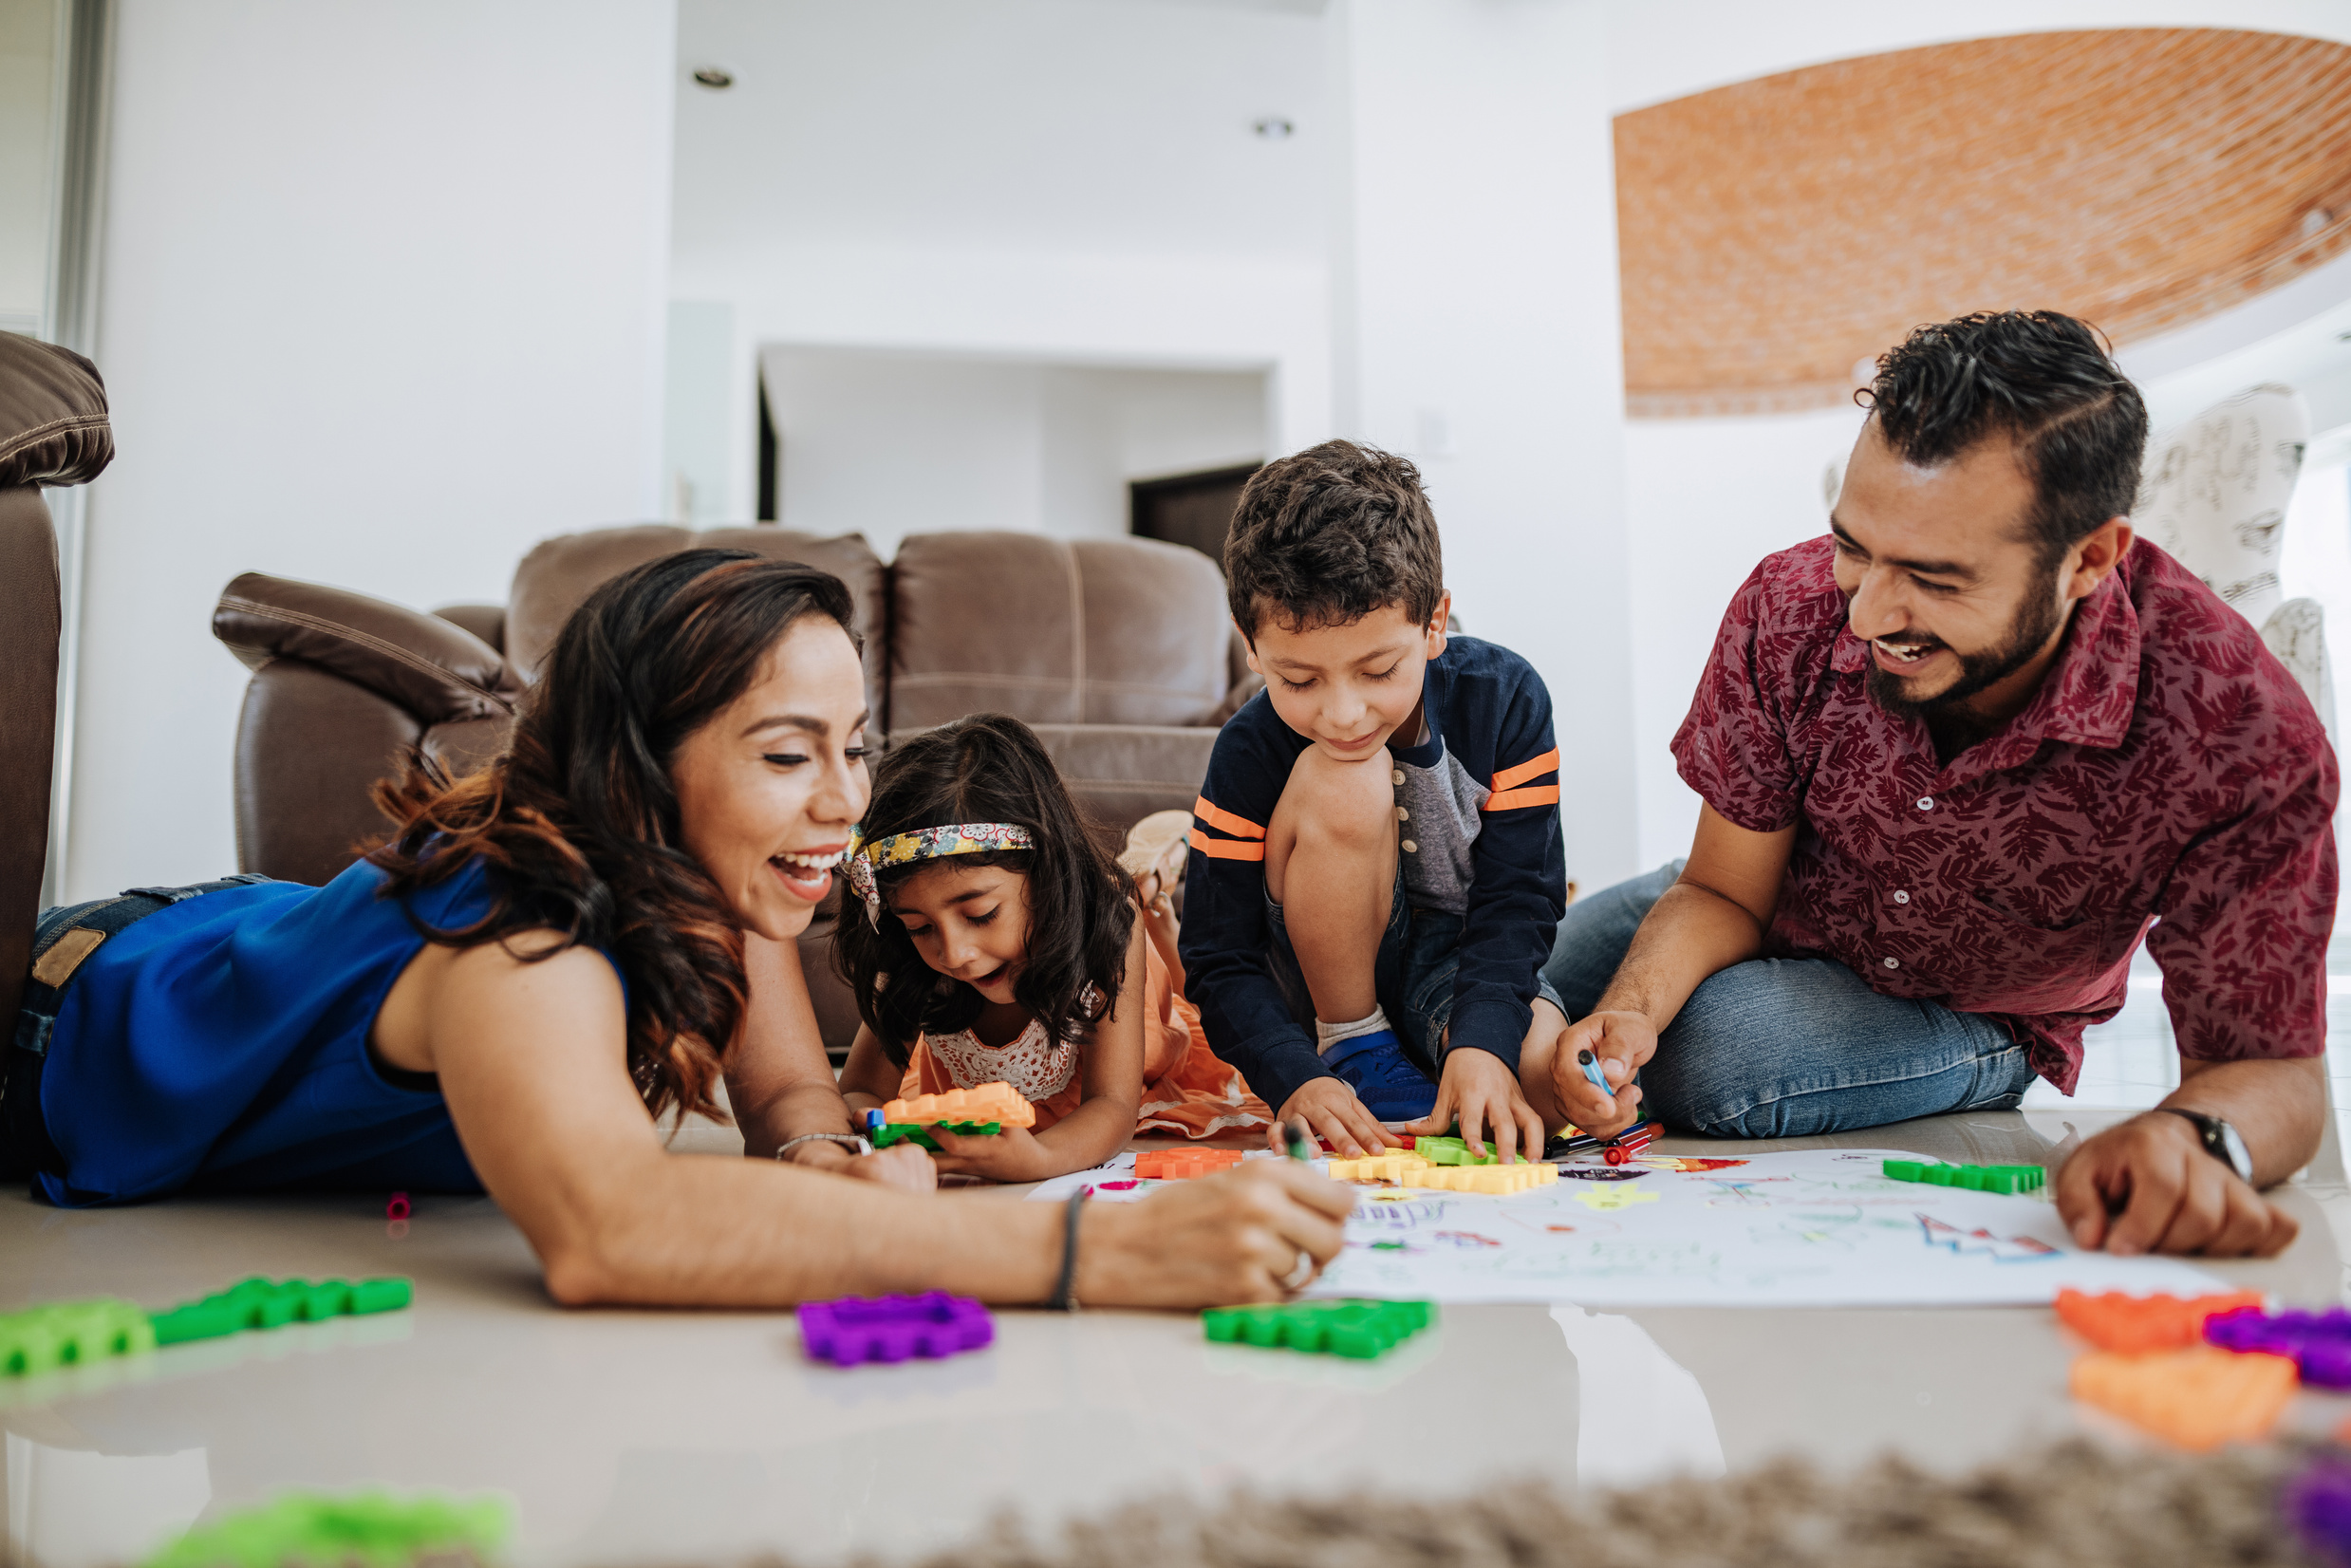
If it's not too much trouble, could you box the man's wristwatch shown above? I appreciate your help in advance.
[2158,1108,2254,1185]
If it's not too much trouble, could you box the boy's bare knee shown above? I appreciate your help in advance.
[1282,745,1397,853]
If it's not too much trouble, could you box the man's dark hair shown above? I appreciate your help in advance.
[1222,439,1445,641]
[1859,310,2148,566]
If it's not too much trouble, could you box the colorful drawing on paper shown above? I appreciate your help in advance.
[1030,1148,2225,1307]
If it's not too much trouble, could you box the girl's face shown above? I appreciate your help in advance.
[668,616,871,943]
[886,862,1033,1007]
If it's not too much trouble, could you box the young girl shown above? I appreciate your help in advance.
[836,715,1269,1182]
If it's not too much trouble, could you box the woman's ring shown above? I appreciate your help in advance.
[1278,1250,1315,1292]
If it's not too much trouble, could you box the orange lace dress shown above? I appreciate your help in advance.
[897,940,1271,1138]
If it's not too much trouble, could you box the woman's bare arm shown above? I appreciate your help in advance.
[417,935,1352,1307]
[722,932,857,1158]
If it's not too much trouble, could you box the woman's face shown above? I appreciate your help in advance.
[670,616,871,943]
[886,863,1033,1007]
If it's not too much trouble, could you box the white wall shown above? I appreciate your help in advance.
[1610,1,2351,871]
[1331,0,1639,889]
[671,0,1333,522]
[759,347,1265,556]
[66,0,678,899]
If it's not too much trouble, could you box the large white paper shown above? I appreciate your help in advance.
[1027,1148,2225,1307]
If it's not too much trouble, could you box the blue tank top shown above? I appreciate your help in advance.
[39,856,563,1206]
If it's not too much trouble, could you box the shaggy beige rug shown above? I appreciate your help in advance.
[795,1439,2322,1568]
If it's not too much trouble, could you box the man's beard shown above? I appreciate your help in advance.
[1864,569,2065,719]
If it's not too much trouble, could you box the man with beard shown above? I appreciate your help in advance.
[1524,310,2333,1260]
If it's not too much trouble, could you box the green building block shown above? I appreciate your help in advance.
[0,1298,156,1376]
[142,1487,511,1568]
[1202,1298,1436,1359]
[1881,1159,2043,1194]
[1414,1135,1497,1167]
[870,1119,1001,1152]
[148,1277,413,1347]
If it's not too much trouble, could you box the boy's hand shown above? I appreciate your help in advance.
[928,1124,1053,1183]
[1552,1010,1652,1138]
[1274,1077,1407,1160]
[1409,1048,1545,1163]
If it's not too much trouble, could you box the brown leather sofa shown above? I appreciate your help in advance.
[211,524,1259,1054]
[1,334,112,1027]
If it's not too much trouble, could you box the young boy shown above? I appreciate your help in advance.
[1179,440,1569,1163]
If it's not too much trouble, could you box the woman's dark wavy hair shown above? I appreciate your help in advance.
[835,714,1134,1067]
[367,550,862,1125]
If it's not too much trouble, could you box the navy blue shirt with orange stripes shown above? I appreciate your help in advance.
[1179,635,1567,1111]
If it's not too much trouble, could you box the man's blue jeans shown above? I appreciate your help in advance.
[1542,864,2038,1137]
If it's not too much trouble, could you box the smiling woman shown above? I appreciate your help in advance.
[4,551,1352,1310]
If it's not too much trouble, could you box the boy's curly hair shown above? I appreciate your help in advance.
[1222,439,1445,641]
[834,714,1135,1066]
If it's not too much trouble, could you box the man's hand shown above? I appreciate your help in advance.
[1549,1010,1654,1138]
[1407,1048,1545,1164]
[2056,1112,2298,1258]
[1273,1076,1407,1160]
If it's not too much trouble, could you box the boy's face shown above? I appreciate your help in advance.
[1244,595,1450,763]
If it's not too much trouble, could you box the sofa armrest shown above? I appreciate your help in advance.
[430,602,507,654]
[215,573,521,725]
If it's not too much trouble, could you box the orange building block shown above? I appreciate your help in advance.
[883,1082,1036,1129]
[2054,1288,2265,1353]
[2069,1346,2297,1450]
[1134,1148,1246,1181]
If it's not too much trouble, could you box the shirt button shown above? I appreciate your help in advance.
[1915,796,1934,812]
[1893,890,1910,905]
[1882,956,1900,969]
[1396,807,1409,822]
[1391,769,1405,786]
[1401,839,1418,854]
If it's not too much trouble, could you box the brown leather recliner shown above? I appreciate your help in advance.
[0,334,113,1026]
[212,524,1258,1055]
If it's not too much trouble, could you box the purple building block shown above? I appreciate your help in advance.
[797,1292,994,1367]
[2289,1458,2351,1567]
[2204,1305,2351,1388]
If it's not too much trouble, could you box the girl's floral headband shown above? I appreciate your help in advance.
[841,822,1036,926]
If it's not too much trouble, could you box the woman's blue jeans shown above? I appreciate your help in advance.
[1542,864,2037,1138]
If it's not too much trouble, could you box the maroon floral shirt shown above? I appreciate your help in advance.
[1672,535,2338,1093]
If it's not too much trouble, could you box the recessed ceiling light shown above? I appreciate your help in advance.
[1252,117,1294,140]
[693,66,734,90]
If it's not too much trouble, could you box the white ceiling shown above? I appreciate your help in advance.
[671,0,1328,266]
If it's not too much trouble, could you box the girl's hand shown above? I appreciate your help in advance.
[928,1124,1054,1183]
[1078,1159,1354,1307]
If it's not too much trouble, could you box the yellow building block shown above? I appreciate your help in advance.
[882,1082,1037,1129]
[1400,1162,1559,1195]
[1326,1152,1432,1183]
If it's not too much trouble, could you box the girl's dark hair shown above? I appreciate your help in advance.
[835,714,1134,1066]
[368,550,863,1125]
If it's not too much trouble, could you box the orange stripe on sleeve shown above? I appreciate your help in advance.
[1483,785,1561,812]
[1491,746,1560,793]
[1192,794,1266,841]
[1189,827,1266,861]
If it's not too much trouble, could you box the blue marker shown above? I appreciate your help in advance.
[1577,1048,1614,1101]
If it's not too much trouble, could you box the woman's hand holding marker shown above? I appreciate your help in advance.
[1092,1156,1353,1306]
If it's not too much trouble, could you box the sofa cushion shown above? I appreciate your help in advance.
[506,525,889,721]
[215,574,522,725]
[0,333,111,489]
[887,532,1232,732]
